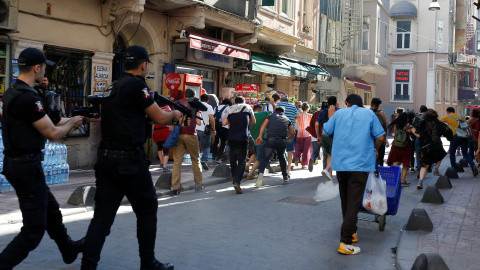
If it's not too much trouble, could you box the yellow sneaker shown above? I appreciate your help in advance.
[314,159,318,165]
[294,158,299,167]
[352,233,358,243]
[245,166,249,173]
[338,242,360,255]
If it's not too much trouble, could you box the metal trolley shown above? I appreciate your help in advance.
[359,165,402,231]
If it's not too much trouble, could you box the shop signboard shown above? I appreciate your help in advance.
[11,58,18,85]
[459,89,475,100]
[189,34,250,60]
[94,65,109,91]
[187,48,233,69]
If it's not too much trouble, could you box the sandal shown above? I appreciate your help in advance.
[401,181,410,186]
[417,184,423,189]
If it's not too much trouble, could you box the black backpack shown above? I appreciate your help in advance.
[214,106,227,128]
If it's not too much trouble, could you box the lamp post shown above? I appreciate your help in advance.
[429,0,440,11]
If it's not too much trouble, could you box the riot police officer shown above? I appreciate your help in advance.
[81,45,181,270]
[0,48,85,269]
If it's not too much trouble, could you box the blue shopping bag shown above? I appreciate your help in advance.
[164,125,180,149]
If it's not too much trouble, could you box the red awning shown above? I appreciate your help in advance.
[346,77,371,91]
[186,31,250,60]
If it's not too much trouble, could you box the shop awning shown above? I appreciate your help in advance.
[251,52,291,77]
[346,77,371,91]
[279,57,330,81]
[186,31,250,60]
[390,1,417,18]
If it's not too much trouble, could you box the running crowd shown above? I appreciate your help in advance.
[152,90,479,256]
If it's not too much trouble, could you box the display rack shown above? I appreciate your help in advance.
[233,84,259,106]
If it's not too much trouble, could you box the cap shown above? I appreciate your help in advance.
[125,45,153,63]
[18,48,55,66]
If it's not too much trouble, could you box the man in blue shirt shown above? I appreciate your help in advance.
[276,96,299,174]
[322,94,385,255]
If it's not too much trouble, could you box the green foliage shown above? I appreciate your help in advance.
[308,103,320,114]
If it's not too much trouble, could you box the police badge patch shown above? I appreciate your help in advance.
[142,88,150,99]
[35,101,44,112]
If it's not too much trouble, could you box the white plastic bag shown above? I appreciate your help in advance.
[362,172,387,215]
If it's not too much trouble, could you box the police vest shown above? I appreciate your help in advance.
[99,75,150,150]
[2,84,46,156]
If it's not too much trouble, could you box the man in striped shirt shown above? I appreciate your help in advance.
[276,96,300,175]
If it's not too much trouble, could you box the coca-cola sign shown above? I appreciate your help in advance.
[165,73,182,90]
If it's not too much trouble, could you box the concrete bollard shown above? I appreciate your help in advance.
[67,185,96,207]
[155,173,172,190]
[421,186,444,204]
[435,175,452,189]
[405,208,433,232]
[445,167,459,179]
[411,253,449,270]
[455,163,465,173]
[459,158,468,167]
[212,164,231,178]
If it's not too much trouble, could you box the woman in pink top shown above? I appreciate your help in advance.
[294,103,313,169]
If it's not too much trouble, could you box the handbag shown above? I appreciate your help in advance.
[163,125,180,149]
[202,118,211,136]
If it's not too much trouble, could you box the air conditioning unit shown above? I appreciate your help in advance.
[0,0,18,31]
[221,29,234,43]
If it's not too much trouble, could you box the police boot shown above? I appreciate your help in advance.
[55,236,85,264]
[140,259,174,270]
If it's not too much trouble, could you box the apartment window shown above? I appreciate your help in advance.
[362,17,370,50]
[281,0,291,16]
[445,72,450,103]
[436,70,441,102]
[453,74,458,103]
[393,69,410,101]
[396,21,411,50]
[477,33,480,51]
[303,0,307,26]
[464,72,471,87]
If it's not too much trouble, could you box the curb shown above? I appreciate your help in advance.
[0,176,232,225]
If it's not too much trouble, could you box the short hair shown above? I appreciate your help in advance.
[264,97,270,102]
[371,98,382,106]
[275,106,285,113]
[253,104,263,111]
[185,88,195,98]
[200,94,209,102]
[124,59,146,71]
[272,94,280,101]
[234,96,245,104]
[280,96,289,102]
[222,98,232,106]
[447,107,455,113]
[18,65,34,74]
[396,107,404,114]
[472,108,480,118]
[419,105,428,113]
[327,96,337,106]
[345,94,363,107]
[301,102,310,112]
[424,110,439,121]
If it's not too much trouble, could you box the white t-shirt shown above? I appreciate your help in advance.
[267,103,274,112]
[197,102,214,131]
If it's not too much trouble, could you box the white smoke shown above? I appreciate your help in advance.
[313,180,339,201]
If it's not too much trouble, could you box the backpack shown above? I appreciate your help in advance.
[393,127,409,148]
[214,105,227,128]
[447,115,473,139]
[374,110,387,131]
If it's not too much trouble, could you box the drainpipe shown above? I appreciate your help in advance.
[234,0,263,45]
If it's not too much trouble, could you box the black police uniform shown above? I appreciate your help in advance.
[0,80,78,269]
[81,72,159,269]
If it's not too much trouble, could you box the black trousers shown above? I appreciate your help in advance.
[258,137,288,177]
[211,127,229,160]
[376,145,385,167]
[336,171,368,245]
[0,156,70,269]
[81,156,158,270]
[228,140,248,185]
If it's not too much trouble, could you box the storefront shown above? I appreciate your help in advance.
[345,76,372,106]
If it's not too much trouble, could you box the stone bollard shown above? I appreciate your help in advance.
[212,164,231,178]
[455,163,465,173]
[405,208,433,232]
[411,253,449,270]
[421,186,444,204]
[445,167,459,179]
[67,185,96,207]
[155,173,172,190]
[435,175,452,189]
[459,158,468,167]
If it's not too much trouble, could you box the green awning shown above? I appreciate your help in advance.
[251,52,291,77]
[279,57,331,81]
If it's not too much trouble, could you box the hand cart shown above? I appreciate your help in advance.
[359,165,402,231]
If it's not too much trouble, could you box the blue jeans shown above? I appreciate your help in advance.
[468,141,477,161]
[197,130,211,162]
[449,135,475,168]
[251,140,267,165]
[415,139,421,169]
[311,140,321,161]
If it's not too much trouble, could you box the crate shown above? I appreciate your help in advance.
[377,165,402,215]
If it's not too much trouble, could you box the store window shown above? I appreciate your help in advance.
[364,91,372,106]
[44,46,93,136]
[393,69,411,101]
[435,70,441,102]
[176,65,216,94]
[396,21,411,50]
[445,72,450,103]
[0,42,11,94]
[362,17,370,50]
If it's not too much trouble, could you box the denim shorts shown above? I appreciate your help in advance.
[251,140,265,162]
[197,130,211,148]
[286,136,295,152]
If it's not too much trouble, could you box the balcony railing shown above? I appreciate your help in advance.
[452,52,480,68]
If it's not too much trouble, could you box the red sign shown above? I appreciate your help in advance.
[189,35,250,60]
[185,74,203,85]
[236,84,258,91]
[395,70,410,82]
[165,73,181,90]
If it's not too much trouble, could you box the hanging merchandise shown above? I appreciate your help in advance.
[233,84,259,106]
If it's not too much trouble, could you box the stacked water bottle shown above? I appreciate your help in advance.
[0,135,12,193]
[183,154,191,164]
[41,142,70,186]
